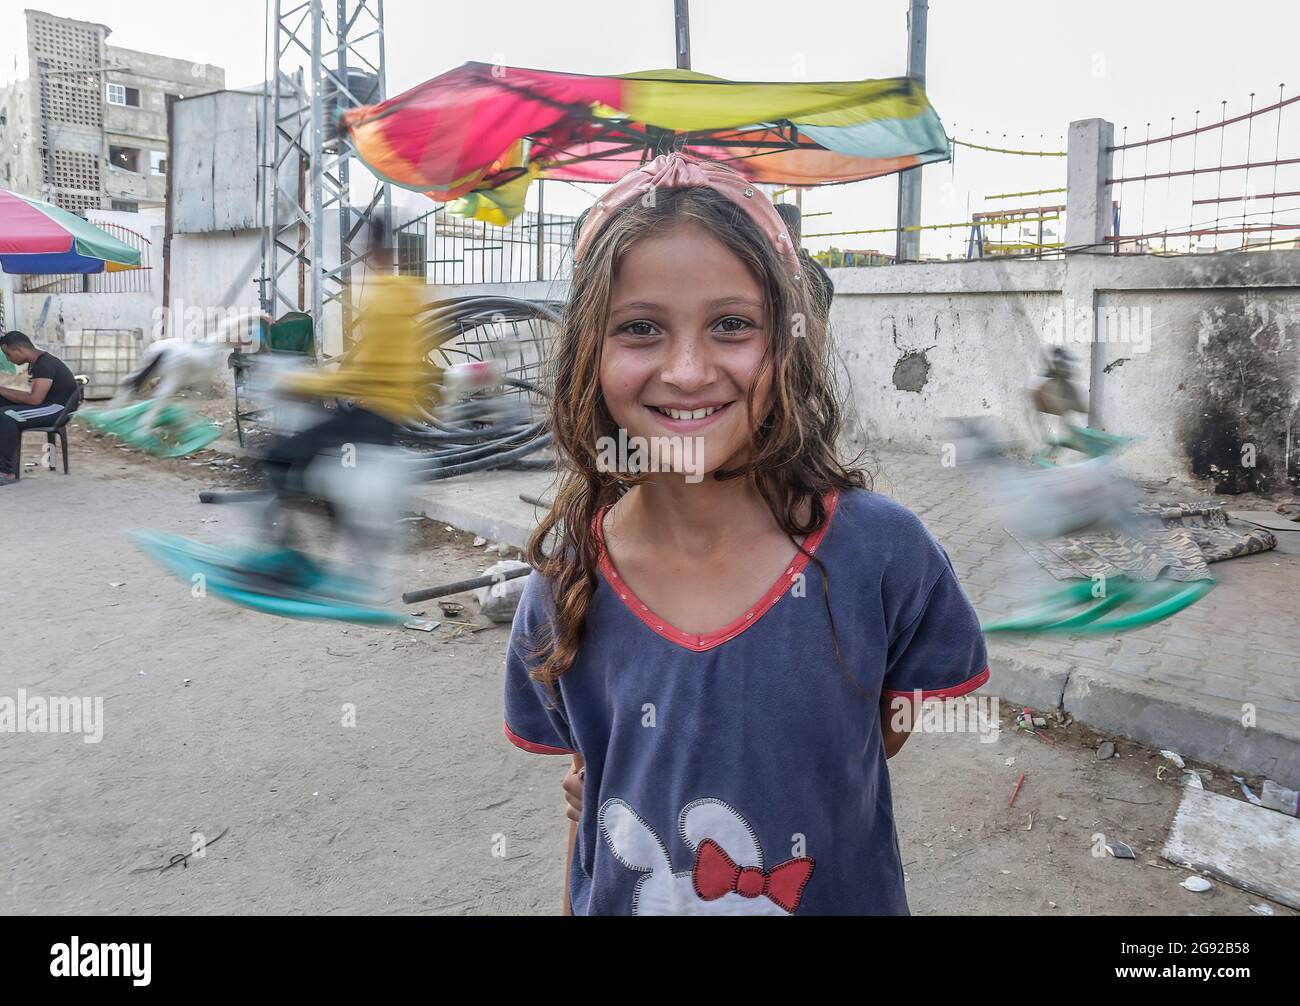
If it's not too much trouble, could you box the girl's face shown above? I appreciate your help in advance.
[599,219,772,479]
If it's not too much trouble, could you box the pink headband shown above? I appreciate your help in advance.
[572,151,803,280]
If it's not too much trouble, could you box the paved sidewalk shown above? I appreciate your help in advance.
[409,449,1300,781]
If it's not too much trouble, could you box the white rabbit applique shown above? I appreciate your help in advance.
[597,797,815,916]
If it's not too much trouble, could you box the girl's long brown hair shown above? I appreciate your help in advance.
[526,186,868,692]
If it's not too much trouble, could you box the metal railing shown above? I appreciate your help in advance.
[18,221,153,294]
[802,132,1070,265]
[394,204,579,285]
[1106,87,1299,254]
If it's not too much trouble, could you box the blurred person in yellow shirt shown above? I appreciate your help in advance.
[261,219,448,502]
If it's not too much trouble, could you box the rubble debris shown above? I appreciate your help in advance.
[1163,786,1300,910]
[1261,780,1300,818]
[475,559,531,622]
[1008,772,1026,807]
[1233,776,1264,806]
[1160,750,1185,769]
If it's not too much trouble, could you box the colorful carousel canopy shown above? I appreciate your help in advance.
[342,63,951,224]
[0,188,142,274]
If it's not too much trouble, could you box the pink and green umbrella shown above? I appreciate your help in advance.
[0,188,142,274]
[341,62,951,224]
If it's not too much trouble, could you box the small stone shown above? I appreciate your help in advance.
[1096,741,1116,760]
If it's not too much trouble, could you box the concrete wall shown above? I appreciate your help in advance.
[827,260,1064,451]
[1084,253,1300,490]
[167,228,263,338]
[0,78,43,195]
[827,251,1300,486]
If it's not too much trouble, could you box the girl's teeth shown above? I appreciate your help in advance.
[658,406,720,420]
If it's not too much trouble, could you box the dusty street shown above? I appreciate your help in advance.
[0,428,1291,916]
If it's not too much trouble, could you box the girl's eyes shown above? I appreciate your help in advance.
[714,316,755,335]
[614,317,757,339]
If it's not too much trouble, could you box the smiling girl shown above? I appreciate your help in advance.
[504,152,988,916]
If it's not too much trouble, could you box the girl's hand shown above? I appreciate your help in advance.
[562,754,586,822]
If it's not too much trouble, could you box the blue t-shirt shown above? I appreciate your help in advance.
[504,487,989,916]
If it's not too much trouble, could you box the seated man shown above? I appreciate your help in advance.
[0,331,77,486]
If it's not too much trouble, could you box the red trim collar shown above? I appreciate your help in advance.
[595,490,841,652]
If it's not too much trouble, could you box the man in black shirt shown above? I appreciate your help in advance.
[0,331,78,485]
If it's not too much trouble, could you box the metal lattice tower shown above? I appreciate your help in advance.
[259,0,391,357]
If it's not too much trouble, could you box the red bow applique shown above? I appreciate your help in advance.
[690,838,815,913]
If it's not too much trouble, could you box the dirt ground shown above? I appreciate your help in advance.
[0,423,1293,917]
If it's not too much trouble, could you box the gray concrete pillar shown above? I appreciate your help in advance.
[1064,118,1114,426]
[1065,118,1114,253]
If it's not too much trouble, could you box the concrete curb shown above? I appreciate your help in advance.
[419,494,537,553]
[1060,668,1300,782]
[986,650,1071,712]
[980,647,1299,780]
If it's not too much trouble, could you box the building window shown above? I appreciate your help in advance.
[108,146,140,172]
[397,230,427,279]
[150,151,167,176]
[106,83,141,107]
[111,200,139,212]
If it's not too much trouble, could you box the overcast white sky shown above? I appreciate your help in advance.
[3,0,1297,256]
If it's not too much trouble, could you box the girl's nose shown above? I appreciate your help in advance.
[659,335,715,391]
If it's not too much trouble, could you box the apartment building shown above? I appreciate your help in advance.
[0,8,225,212]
